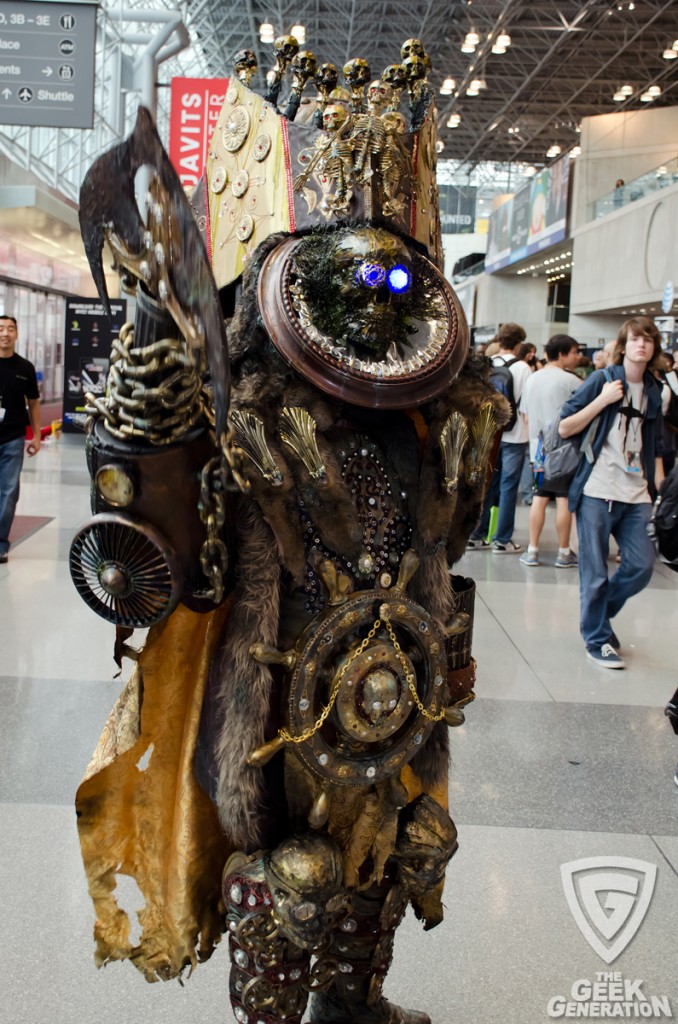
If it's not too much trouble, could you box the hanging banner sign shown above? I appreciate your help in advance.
[169,77,229,189]
[485,154,571,272]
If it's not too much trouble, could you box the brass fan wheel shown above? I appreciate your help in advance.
[69,513,182,627]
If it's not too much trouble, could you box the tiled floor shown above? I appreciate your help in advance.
[1,437,677,1024]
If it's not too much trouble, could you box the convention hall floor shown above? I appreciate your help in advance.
[1,436,677,1024]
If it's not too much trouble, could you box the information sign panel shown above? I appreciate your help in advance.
[62,297,127,433]
[0,1,96,128]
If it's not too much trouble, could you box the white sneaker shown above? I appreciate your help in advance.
[491,540,522,554]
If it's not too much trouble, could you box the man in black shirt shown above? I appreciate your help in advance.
[0,315,41,562]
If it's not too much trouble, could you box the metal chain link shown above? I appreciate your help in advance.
[84,323,205,445]
[383,618,447,723]
[198,446,230,603]
[279,618,383,744]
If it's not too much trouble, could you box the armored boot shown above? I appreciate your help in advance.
[224,861,310,1024]
[308,880,430,1024]
[224,834,346,1024]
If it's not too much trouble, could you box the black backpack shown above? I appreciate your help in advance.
[650,464,678,565]
[664,371,678,434]
[490,357,519,431]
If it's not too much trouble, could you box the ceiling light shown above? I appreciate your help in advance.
[436,140,445,153]
[620,84,634,95]
[570,145,581,158]
[673,39,678,50]
[259,22,275,42]
[496,33,511,47]
[461,41,476,53]
[648,85,661,96]
[442,77,456,90]
[491,44,506,54]
[663,48,677,59]
[447,113,461,127]
[291,24,306,43]
[613,90,625,101]
[466,86,479,96]
[524,166,537,177]
[640,91,653,102]
[440,86,453,95]
[465,30,480,45]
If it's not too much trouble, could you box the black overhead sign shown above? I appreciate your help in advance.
[0,1,96,128]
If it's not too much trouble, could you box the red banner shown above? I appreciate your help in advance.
[169,77,229,189]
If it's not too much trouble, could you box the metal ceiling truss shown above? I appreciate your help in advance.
[0,0,676,204]
[0,0,207,202]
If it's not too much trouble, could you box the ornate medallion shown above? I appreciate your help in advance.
[232,169,250,197]
[236,214,255,241]
[211,166,228,194]
[253,133,272,161]
[222,105,251,152]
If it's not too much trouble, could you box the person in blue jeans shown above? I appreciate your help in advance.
[559,316,664,669]
[467,322,532,553]
[0,315,41,563]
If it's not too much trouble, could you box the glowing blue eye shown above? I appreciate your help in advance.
[355,262,386,287]
[387,265,411,293]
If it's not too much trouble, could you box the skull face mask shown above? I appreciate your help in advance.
[292,226,435,359]
[263,834,344,948]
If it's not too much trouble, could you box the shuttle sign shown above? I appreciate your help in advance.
[169,77,229,189]
[0,1,96,127]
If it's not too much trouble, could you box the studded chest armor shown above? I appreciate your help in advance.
[300,433,412,615]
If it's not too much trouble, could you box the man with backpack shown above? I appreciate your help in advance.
[519,334,582,567]
[467,322,532,552]
[559,316,664,669]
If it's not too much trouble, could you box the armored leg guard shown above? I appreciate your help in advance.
[308,881,431,1024]
[224,864,310,1024]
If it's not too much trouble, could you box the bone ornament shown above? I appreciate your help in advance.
[380,63,408,110]
[343,57,371,112]
[265,34,300,105]
[232,49,258,86]
[312,62,339,127]
[286,50,318,121]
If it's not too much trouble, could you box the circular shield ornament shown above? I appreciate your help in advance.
[232,169,250,197]
[211,166,228,194]
[222,105,251,152]
[284,587,447,786]
[236,214,255,241]
[253,133,272,161]
[257,234,469,410]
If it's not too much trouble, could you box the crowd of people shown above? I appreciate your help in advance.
[468,315,677,672]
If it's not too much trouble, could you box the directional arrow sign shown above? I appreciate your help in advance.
[0,1,96,128]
